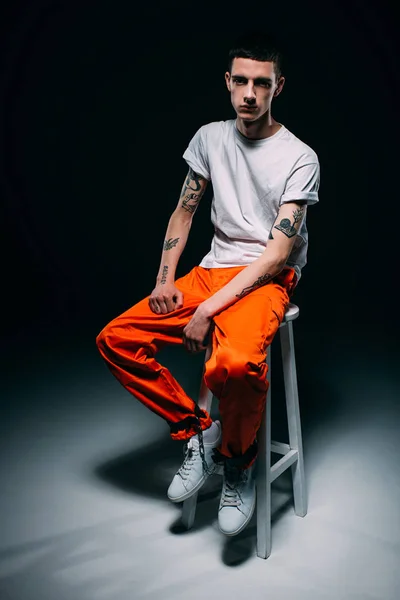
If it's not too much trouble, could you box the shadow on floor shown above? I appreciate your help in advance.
[95,437,296,564]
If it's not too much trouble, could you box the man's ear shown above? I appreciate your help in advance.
[274,76,286,97]
[225,71,231,92]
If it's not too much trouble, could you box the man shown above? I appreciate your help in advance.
[96,31,320,537]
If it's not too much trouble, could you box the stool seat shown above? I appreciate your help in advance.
[282,302,299,323]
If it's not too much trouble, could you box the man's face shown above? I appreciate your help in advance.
[225,57,284,121]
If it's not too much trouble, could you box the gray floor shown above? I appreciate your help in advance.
[0,325,399,599]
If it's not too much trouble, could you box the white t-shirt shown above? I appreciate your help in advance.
[182,119,320,281]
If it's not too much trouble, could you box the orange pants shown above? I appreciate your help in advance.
[96,265,297,469]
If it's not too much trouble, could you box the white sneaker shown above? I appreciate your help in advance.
[167,420,222,503]
[218,462,256,536]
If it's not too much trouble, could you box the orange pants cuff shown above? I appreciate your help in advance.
[169,411,213,441]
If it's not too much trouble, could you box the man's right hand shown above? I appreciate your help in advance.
[148,282,184,314]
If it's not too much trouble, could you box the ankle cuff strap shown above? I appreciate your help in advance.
[212,439,258,470]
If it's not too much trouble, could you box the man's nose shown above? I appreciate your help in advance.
[243,82,256,102]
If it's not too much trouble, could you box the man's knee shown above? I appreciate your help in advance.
[206,347,261,384]
[96,320,119,357]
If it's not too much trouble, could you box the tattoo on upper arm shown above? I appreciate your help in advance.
[235,273,273,298]
[181,193,201,214]
[274,206,305,238]
[164,237,180,251]
[180,168,206,215]
[182,167,203,193]
[160,265,168,284]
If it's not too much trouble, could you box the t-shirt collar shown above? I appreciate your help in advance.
[234,120,286,146]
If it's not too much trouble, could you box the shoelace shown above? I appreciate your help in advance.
[196,423,213,476]
[220,467,248,507]
[177,439,198,480]
[178,423,213,480]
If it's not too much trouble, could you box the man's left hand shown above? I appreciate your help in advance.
[182,307,213,353]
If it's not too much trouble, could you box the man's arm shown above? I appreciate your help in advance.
[199,201,306,318]
[154,167,208,285]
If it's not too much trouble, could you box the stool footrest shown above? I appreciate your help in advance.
[270,441,291,455]
[270,449,298,483]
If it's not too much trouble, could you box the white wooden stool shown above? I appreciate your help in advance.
[181,301,307,559]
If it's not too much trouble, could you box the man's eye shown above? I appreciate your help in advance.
[233,78,245,84]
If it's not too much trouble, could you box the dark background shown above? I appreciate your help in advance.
[1,0,398,347]
[0,1,399,591]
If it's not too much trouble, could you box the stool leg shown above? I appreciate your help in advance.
[280,321,307,517]
[256,344,272,559]
[181,491,199,529]
[198,341,214,413]
[182,343,214,529]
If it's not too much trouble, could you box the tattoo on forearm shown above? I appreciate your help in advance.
[164,237,180,251]
[268,230,274,240]
[274,207,305,238]
[235,273,273,298]
[160,265,168,284]
[181,193,201,214]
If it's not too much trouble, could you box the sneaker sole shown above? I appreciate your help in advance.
[218,491,256,536]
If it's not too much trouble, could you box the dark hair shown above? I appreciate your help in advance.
[228,31,284,81]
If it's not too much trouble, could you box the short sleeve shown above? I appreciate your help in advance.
[182,126,211,181]
[280,161,320,206]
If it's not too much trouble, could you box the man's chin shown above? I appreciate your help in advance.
[237,111,259,122]
[238,108,257,116]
